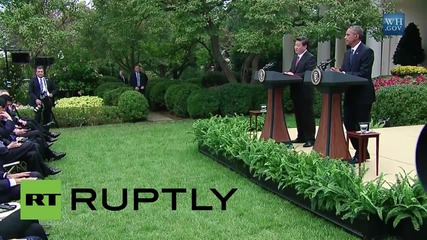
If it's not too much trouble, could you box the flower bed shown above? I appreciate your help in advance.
[373,75,427,91]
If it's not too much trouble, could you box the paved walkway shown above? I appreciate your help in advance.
[146,112,173,122]
[290,125,424,183]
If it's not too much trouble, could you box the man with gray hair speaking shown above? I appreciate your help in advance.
[331,25,376,163]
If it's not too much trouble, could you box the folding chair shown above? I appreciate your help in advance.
[3,161,27,173]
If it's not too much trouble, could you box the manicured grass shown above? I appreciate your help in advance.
[45,119,354,239]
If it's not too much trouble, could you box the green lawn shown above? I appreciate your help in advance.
[45,118,354,240]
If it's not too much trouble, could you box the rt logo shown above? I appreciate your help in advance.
[20,180,61,220]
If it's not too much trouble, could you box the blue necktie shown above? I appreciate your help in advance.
[350,49,354,65]
[136,72,140,86]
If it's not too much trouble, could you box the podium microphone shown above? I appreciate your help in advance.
[317,59,335,70]
[263,61,276,70]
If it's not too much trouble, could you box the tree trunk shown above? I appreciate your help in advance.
[250,55,260,84]
[210,35,237,83]
[241,54,255,84]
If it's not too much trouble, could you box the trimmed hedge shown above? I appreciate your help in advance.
[118,90,149,122]
[219,84,252,115]
[371,82,427,126]
[103,86,133,106]
[165,83,201,117]
[55,96,104,108]
[183,77,203,87]
[313,88,322,118]
[202,71,229,87]
[145,77,170,101]
[17,106,123,128]
[187,88,220,119]
[98,76,121,84]
[94,82,127,98]
[148,80,179,111]
[247,84,267,110]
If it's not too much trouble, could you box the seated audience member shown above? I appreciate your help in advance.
[0,95,65,161]
[0,91,60,139]
[0,138,60,177]
[0,210,48,240]
[0,170,42,203]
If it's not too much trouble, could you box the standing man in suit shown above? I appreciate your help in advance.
[331,25,376,163]
[117,69,128,84]
[129,64,148,96]
[284,36,317,147]
[28,66,58,125]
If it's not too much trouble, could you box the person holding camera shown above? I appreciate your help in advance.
[28,66,57,126]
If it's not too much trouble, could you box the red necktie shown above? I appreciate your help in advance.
[295,56,301,66]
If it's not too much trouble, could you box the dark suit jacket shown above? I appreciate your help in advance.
[117,74,128,84]
[129,71,148,88]
[0,171,11,193]
[340,43,376,105]
[289,51,316,99]
[28,77,58,107]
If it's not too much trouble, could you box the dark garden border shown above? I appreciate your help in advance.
[199,144,426,239]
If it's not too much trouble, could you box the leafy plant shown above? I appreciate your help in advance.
[385,170,427,231]
[192,115,427,233]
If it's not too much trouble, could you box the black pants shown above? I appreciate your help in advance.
[290,84,316,141]
[0,171,44,203]
[22,130,53,161]
[0,142,50,176]
[0,210,48,240]
[35,97,53,125]
[344,103,372,158]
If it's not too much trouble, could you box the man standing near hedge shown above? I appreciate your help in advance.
[129,64,148,96]
[283,36,317,148]
[28,66,58,126]
[331,25,376,163]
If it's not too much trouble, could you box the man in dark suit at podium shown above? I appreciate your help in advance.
[284,36,316,147]
[331,25,376,163]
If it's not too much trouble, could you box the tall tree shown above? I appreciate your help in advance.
[169,0,238,83]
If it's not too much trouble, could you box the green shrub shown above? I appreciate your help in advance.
[148,80,179,111]
[371,82,427,126]
[165,83,201,117]
[94,82,127,98]
[118,90,149,122]
[281,87,293,113]
[145,77,169,101]
[187,88,220,119]
[390,66,427,76]
[183,77,203,87]
[98,76,121,84]
[219,84,252,115]
[55,96,104,108]
[16,106,122,128]
[201,71,229,87]
[313,88,322,118]
[103,86,133,106]
[247,84,267,110]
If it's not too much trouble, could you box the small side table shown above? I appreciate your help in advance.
[249,110,265,137]
[346,131,380,176]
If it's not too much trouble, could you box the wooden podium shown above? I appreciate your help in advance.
[254,70,302,143]
[304,70,368,160]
